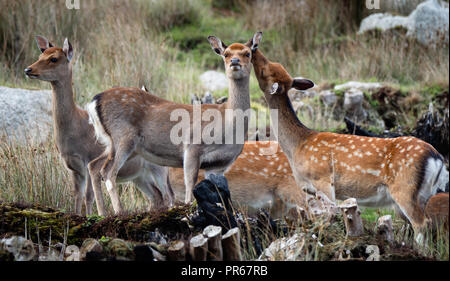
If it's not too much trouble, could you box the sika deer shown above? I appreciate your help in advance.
[86,33,262,213]
[169,141,307,219]
[250,33,449,241]
[24,36,173,216]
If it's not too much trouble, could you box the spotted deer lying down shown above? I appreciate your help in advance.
[169,141,306,218]
[249,32,449,241]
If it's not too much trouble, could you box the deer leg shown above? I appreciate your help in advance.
[133,176,164,210]
[183,148,200,204]
[103,140,137,214]
[69,170,86,215]
[389,187,429,244]
[275,177,307,219]
[311,179,336,202]
[166,172,175,207]
[144,163,174,207]
[84,172,95,215]
[87,153,108,216]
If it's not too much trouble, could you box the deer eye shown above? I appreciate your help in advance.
[50,57,58,63]
[224,53,229,58]
[245,53,250,57]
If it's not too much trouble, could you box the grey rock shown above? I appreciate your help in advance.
[366,245,381,261]
[378,0,426,15]
[407,0,449,46]
[359,0,449,46]
[258,234,305,261]
[80,238,103,261]
[319,90,338,107]
[202,91,215,104]
[288,88,317,101]
[334,81,383,92]
[344,88,367,121]
[0,86,52,144]
[64,245,80,261]
[199,71,228,92]
[1,236,37,261]
[359,13,410,33]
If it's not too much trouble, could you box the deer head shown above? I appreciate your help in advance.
[24,35,73,82]
[249,33,314,97]
[207,32,262,80]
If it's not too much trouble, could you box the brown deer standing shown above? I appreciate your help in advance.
[24,36,174,216]
[86,33,262,213]
[250,32,449,242]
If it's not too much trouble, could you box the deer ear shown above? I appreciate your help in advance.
[141,85,149,92]
[63,38,73,62]
[246,31,262,52]
[208,36,227,56]
[35,35,53,53]
[270,82,281,95]
[292,78,314,91]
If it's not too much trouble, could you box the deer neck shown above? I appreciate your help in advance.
[50,73,78,135]
[265,92,314,158]
[225,77,250,112]
[222,76,251,142]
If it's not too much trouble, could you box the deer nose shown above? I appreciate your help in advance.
[24,68,32,74]
[231,58,240,65]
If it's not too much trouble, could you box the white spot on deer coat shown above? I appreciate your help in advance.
[367,169,381,176]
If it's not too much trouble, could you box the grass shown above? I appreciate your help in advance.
[0,136,152,215]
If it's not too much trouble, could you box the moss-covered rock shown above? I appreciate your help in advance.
[0,202,191,246]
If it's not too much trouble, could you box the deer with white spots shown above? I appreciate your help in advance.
[24,36,174,216]
[169,141,307,218]
[86,33,262,213]
[250,32,449,241]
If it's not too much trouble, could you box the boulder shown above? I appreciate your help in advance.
[288,88,317,101]
[64,245,80,261]
[80,238,103,261]
[202,91,215,104]
[334,81,383,92]
[366,245,381,261]
[0,86,52,144]
[344,88,367,121]
[199,71,228,91]
[359,0,449,46]
[359,13,410,33]
[378,0,426,15]
[407,0,449,46]
[257,233,305,261]
[319,90,338,107]
[0,236,37,261]
[104,238,134,261]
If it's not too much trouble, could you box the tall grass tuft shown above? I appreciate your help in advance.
[0,136,152,215]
